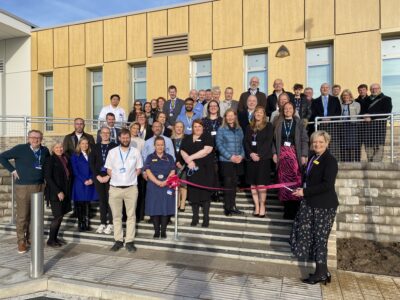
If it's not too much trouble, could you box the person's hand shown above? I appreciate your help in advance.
[236,155,243,163]
[159,181,167,187]
[230,155,237,163]
[12,170,19,180]
[292,188,304,197]
[250,153,259,162]
[301,156,307,166]
[143,173,148,181]
[96,175,103,183]
[84,179,93,185]
[57,192,65,201]
[272,154,278,164]
[176,162,183,169]
[188,161,196,170]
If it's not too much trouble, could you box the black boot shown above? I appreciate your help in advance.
[153,216,160,238]
[84,203,91,231]
[202,202,210,228]
[160,216,168,239]
[77,204,85,232]
[303,263,329,285]
[191,204,199,226]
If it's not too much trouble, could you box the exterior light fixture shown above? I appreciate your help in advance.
[276,45,290,58]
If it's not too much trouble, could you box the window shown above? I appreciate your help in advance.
[191,58,212,90]
[132,65,147,104]
[245,53,267,93]
[307,46,332,95]
[382,39,400,112]
[44,75,53,131]
[91,70,103,121]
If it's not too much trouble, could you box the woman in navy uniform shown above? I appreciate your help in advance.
[144,136,176,239]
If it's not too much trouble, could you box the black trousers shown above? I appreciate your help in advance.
[153,215,169,234]
[220,162,242,211]
[94,179,113,225]
[48,202,64,243]
[136,175,146,222]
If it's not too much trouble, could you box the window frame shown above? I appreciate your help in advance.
[91,69,103,122]
[43,74,53,131]
[306,44,333,93]
[190,57,212,90]
[244,52,268,93]
[131,64,147,105]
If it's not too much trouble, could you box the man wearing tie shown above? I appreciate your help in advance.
[163,85,184,129]
[96,113,121,145]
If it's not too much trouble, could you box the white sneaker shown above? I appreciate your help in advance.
[104,224,113,235]
[96,224,106,234]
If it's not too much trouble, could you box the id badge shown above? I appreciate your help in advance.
[303,182,307,188]
[167,190,173,196]
[284,141,291,147]
[251,141,257,146]
[211,131,217,136]
[35,166,42,170]
[169,113,173,117]
[119,168,126,173]
[187,127,192,131]
[157,174,164,179]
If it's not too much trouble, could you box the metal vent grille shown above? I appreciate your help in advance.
[0,60,4,73]
[153,34,188,56]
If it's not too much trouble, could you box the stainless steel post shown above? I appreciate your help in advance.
[174,186,179,240]
[10,175,15,225]
[390,114,394,163]
[30,192,44,278]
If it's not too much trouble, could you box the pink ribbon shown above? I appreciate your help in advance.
[166,175,297,191]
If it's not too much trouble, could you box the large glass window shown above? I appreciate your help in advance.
[245,53,267,93]
[91,70,103,121]
[307,46,332,95]
[44,75,53,131]
[382,39,400,112]
[132,65,147,104]
[191,58,212,90]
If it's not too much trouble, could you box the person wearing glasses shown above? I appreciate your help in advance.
[0,130,50,253]
[62,118,95,158]
[128,100,143,125]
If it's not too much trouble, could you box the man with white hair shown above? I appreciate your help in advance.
[267,79,294,117]
[220,87,238,117]
[238,77,268,113]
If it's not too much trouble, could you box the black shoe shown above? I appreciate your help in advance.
[110,241,124,252]
[202,220,209,228]
[224,209,232,217]
[160,232,167,239]
[190,220,198,226]
[153,232,160,239]
[179,208,185,212]
[308,272,331,283]
[47,240,62,248]
[125,242,137,253]
[231,208,244,215]
[78,221,85,232]
[56,238,67,245]
[302,274,329,285]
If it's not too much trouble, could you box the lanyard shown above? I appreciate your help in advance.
[170,99,176,112]
[211,119,218,130]
[284,120,293,141]
[186,114,193,127]
[33,148,41,165]
[118,146,131,169]
[101,144,108,163]
[139,128,145,139]
[252,133,257,141]
[306,155,320,176]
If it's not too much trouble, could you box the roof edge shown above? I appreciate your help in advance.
[32,0,212,31]
[0,8,37,28]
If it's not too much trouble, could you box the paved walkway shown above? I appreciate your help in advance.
[0,235,399,300]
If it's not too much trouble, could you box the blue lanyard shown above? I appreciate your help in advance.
[33,148,41,164]
[186,114,193,126]
[101,144,108,163]
[118,146,131,169]
[284,120,293,141]
[306,155,320,176]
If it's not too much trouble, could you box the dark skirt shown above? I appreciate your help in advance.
[277,146,302,201]
[290,200,337,264]
[246,159,271,185]
[186,163,214,204]
[50,199,72,218]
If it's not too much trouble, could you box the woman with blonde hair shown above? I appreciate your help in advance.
[244,106,273,217]
[171,121,187,212]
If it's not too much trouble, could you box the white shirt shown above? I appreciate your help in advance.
[105,146,143,186]
[130,137,145,153]
[76,133,83,141]
[99,105,126,126]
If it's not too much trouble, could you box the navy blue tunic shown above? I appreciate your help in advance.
[144,152,176,216]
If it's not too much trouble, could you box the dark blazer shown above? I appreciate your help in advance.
[311,95,341,121]
[267,90,294,117]
[162,127,172,138]
[238,110,252,134]
[291,96,311,120]
[355,96,370,115]
[43,155,72,215]
[142,125,154,141]
[238,89,268,113]
[163,98,184,127]
[63,132,95,158]
[303,150,338,209]
[96,127,121,144]
[244,123,274,160]
[89,142,117,177]
[366,93,392,117]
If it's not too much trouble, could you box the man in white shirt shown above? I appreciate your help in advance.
[105,128,143,252]
[219,87,239,117]
[98,94,126,127]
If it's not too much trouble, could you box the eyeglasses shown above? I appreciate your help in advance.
[28,136,41,140]
[135,103,142,106]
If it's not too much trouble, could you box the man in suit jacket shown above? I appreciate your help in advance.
[220,87,239,117]
[266,79,294,117]
[291,83,311,123]
[310,83,342,121]
[163,85,184,129]
[238,76,268,113]
[63,118,95,158]
[96,113,120,145]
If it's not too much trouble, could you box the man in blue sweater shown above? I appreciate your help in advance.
[0,130,50,253]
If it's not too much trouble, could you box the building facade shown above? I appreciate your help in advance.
[30,0,400,134]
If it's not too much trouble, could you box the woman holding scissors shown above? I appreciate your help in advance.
[290,130,338,285]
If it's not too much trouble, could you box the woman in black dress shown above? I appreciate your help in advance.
[44,141,72,247]
[291,130,338,285]
[244,106,273,217]
[180,119,214,227]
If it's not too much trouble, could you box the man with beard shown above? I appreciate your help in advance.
[238,77,268,113]
[63,118,95,158]
[105,128,143,252]
[177,98,202,135]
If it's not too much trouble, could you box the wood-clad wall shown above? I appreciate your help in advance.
[32,0,400,126]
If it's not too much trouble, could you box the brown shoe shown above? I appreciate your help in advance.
[26,239,31,246]
[18,241,27,254]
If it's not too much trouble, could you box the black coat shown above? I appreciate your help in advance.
[303,150,338,209]
[162,127,172,138]
[244,123,274,160]
[267,90,294,117]
[44,155,72,215]
[62,132,95,158]
[96,127,121,144]
[238,110,252,134]
[291,96,311,120]
[311,95,341,121]
[238,89,268,113]
[355,96,370,115]
[366,93,392,117]
[89,142,117,177]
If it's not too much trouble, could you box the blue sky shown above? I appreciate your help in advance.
[0,0,190,27]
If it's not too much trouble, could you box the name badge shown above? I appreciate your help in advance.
[196,139,202,142]
[303,182,307,188]
[152,159,158,162]
[167,190,173,196]
[313,160,320,165]
[176,148,180,152]
[211,131,217,136]
[35,166,42,170]
[169,113,173,117]
[251,141,257,146]
[284,141,291,147]
[119,168,126,173]
[157,174,164,179]
[187,127,192,131]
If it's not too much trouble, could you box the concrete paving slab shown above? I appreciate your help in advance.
[165,278,209,298]
[199,282,243,299]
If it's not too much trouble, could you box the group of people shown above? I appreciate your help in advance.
[0,78,392,286]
